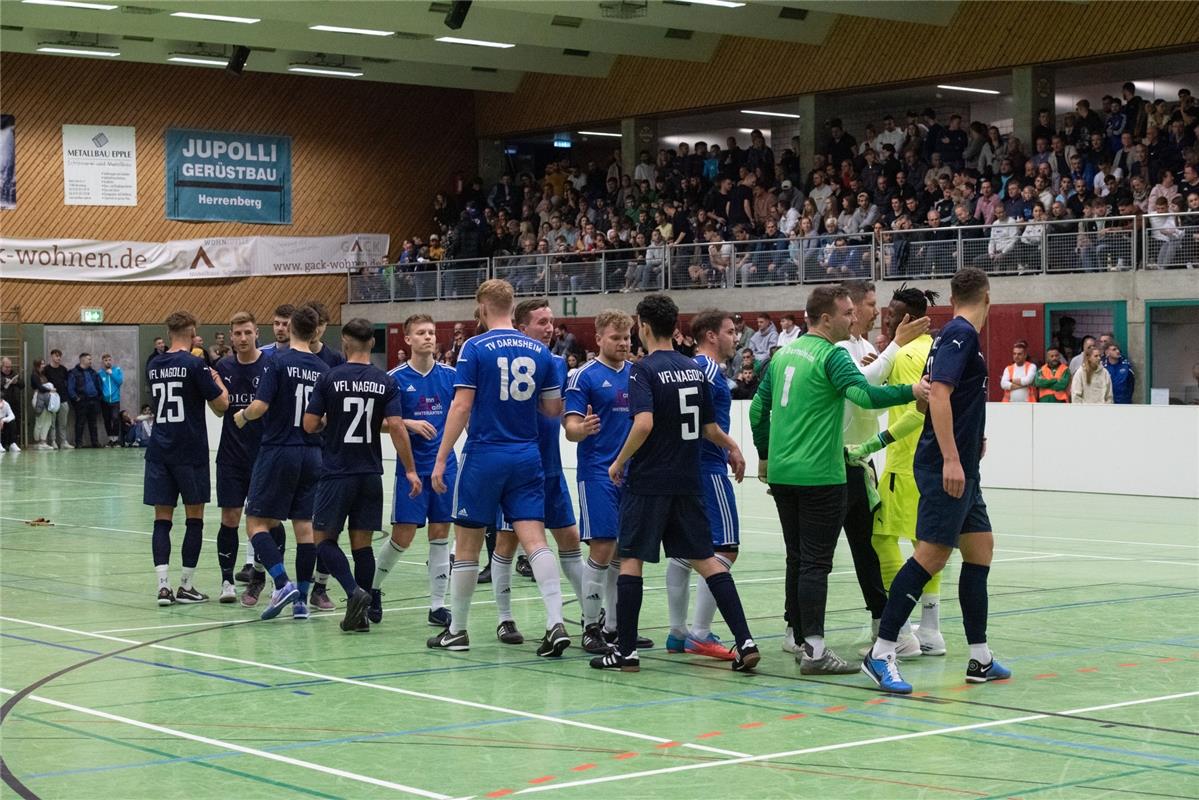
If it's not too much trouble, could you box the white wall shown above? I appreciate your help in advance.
[206,402,1199,499]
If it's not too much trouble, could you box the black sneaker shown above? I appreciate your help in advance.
[732,639,761,673]
[536,623,571,657]
[427,629,469,651]
[340,587,371,633]
[582,623,611,654]
[590,649,639,672]
[310,583,336,611]
[175,585,209,604]
[515,555,533,579]
[477,564,492,584]
[241,578,264,607]
[496,620,524,645]
[427,606,451,628]
[235,563,256,584]
[603,628,655,650]
[368,589,383,624]
[157,587,175,606]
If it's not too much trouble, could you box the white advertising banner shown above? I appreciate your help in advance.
[62,124,138,206]
[0,233,390,282]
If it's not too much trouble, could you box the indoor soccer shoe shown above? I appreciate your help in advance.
[665,632,687,653]
[340,588,371,633]
[687,633,737,662]
[497,620,525,645]
[781,627,800,654]
[235,563,256,584]
[536,623,571,657]
[582,623,611,654]
[732,640,761,672]
[590,649,639,672]
[427,629,469,651]
[427,607,451,628]
[913,625,947,656]
[603,628,654,650]
[862,651,913,694]
[174,585,209,604]
[156,587,175,607]
[799,644,858,675]
[966,657,1012,684]
[515,555,533,579]
[219,581,237,604]
[241,578,264,607]
[310,584,336,611]
[260,581,299,621]
[859,631,923,659]
[368,589,383,624]
[292,598,310,620]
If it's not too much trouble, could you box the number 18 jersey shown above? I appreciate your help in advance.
[306,362,403,475]
[255,349,328,448]
[454,329,560,452]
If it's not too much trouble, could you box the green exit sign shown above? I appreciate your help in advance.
[80,308,104,323]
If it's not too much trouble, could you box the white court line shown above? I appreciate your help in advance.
[0,516,218,545]
[0,687,448,798]
[503,691,1199,797]
[0,615,748,759]
[1000,532,1199,549]
[37,475,143,488]
[2,494,139,504]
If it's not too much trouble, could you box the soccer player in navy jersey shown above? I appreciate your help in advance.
[371,313,459,627]
[144,311,229,606]
[256,303,293,356]
[591,294,759,673]
[485,299,586,646]
[565,310,651,655]
[864,267,1011,693]
[428,279,571,657]
[303,318,422,633]
[664,309,743,661]
[234,305,328,621]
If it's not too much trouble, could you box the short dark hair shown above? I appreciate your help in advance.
[690,308,731,342]
[79,352,91,360]
[843,279,876,304]
[304,301,330,325]
[341,318,374,347]
[514,298,550,327]
[636,294,679,340]
[806,285,850,322]
[289,306,319,341]
[950,267,989,304]
[274,304,295,319]
[50,348,62,357]
[166,311,197,334]
[890,284,939,318]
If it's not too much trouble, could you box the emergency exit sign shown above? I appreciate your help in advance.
[80,308,104,323]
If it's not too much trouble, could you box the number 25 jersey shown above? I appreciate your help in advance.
[454,329,560,452]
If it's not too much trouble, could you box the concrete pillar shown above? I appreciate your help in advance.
[477,138,506,185]
[796,94,833,178]
[621,117,658,178]
[1011,65,1056,153]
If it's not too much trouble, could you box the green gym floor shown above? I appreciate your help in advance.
[1,450,1197,800]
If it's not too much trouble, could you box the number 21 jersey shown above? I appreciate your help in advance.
[454,329,560,452]
[306,362,403,475]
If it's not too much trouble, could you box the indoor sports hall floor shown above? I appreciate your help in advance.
[1,450,1196,800]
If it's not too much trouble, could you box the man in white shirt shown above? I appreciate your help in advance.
[747,313,778,365]
[972,204,1020,272]
[1001,341,1037,402]
[875,115,907,156]
[777,313,802,348]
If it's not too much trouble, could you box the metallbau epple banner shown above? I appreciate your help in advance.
[165,128,292,224]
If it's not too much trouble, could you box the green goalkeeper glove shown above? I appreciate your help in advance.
[846,431,894,462]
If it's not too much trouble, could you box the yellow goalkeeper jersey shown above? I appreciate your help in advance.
[883,334,933,476]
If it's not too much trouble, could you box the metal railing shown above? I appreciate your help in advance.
[345,213,1184,303]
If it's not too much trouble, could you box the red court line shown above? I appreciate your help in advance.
[485,791,513,798]
[1035,673,1058,679]
[1118,663,1139,668]
[1157,657,1180,663]
[697,731,723,738]
[654,741,681,749]
[911,691,931,697]
[1077,667,1099,673]
[529,776,555,785]
[739,722,764,729]
[570,764,596,772]
[948,685,974,692]
[865,698,889,705]
[824,705,849,712]
[613,752,638,760]
[782,713,806,720]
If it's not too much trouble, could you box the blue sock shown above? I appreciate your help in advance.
[352,547,375,593]
[316,539,356,596]
[152,519,172,566]
[879,558,931,642]
[181,518,204,569]
[295,541,316,600]
[704,570,753,649]
[959,562,990,645]
[216,524,239,582]
[251,531,289,590]
[616,574,643,657]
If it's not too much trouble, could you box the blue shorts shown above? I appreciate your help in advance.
[314,473,384,536]
[216,461,253,509]
[578,478,622,541]
[246,446,323,521]
[618,492,713,563]
[702,473,740,551]
[452,447,544,529]
[544,472,577,531]
[143,460,210,507]
[393,466,458,527]
[914,468,992,547]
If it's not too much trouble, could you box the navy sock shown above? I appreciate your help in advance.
[959,562,990,645]
[251,531,289,590]
[181,518,203,569]
[352,547,375,593]
[705,570,753,649]
[270,524,286,557]
[879,558,932,642]
[484,528,496,564]
[616,574,643,657]
[315,551,329,579]
[152,519,172,567]
[295,541,316,599]
[216,524,239,583]
[316,539,356,596]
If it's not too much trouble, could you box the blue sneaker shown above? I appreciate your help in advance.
[665,633,687,653]
[862,650,913,694]
[427,607,451,628]
[966,657,1012,684]
[292,598,310,620]
[260,581,299,621]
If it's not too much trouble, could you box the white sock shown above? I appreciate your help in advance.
[180,566,195,590]
[603,557,620,633]
[692,555,729,640]
[428,539,450,609]
[920,593,941,632]
[448,560,479,635]
[899,620,913,637]
[871,637,897,659]
[804,635,825,659]
[156,564,169,590]
[665,558,692,639]
[557,547,584,606]
[315,571,330,586]
[528,547,564,628]
[581,558,606,626]
[373,539,407,589]
[969,642,992,664]
[492,553,514,622]
[243,556,254,567]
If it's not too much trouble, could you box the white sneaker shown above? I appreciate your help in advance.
[781,626,800,654]
[8,443,20,453]
[896,631,923,658]
[61,441,74,450]
[912,625,947,656]
[219,580,237,604]
[34,442,53,450]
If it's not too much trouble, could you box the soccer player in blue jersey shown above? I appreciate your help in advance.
[428,279,571,657]
[592,294,759,673]
[563,309,642,655]
[664,309,743,661]
[144,311,229,606]
[370,313,459,627]
[234,305,328,621]
[488,299,586,646]
[303,318,422,633]
[864,267,1011,693]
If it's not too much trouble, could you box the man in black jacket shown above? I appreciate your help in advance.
[67,353,103,448]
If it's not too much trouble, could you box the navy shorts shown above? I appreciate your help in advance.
[451,446,544,529]
[578,478,621,541]
[618,492,714,563]
[216,461,253,509]
[702,473,740,551]
[143,459,210,507]
[393,465,457,527]
[914,467,992,547]
[314,473,384,536]
[544,472,577,531]
[245,446,323,521]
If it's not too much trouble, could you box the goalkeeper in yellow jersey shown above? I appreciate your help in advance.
[848,286,946,657]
